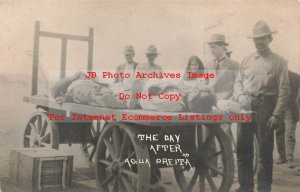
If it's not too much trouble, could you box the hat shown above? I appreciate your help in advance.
[248,21,277,38]
[124,45,134,54]
[207,34,229,46]
[145,45,160,55]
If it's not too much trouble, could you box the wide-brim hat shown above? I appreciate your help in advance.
[124,45,135,54]
[248,20,277,38]
[207,34,229,46]
[145,45,161,55]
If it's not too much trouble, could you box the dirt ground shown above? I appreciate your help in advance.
[0,83,300,192]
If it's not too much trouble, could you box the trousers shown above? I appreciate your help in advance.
[276,108,298,161]
[237,96,276,192]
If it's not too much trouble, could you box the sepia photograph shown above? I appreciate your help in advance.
[0,0,299,191]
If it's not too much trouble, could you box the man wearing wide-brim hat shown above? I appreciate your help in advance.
[134,45,163,87]
[114,45,139,85]
[233,21,290,192]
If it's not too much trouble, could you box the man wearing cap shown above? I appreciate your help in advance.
[233,21,290,192]
[207,34,239,102]
[114,45,139,88]
[206,34,239,177]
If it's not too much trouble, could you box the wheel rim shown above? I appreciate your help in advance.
[174,126,234,192]
[95,123,150,192]
[24,111,59,149]
[81,120,103,167]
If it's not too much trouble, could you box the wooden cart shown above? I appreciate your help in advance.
[22,21,250,192]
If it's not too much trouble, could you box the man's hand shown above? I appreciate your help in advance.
[267,115,280,130]
[238,95,249,107]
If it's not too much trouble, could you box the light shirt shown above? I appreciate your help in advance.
[122,62,135,89]
[135,62,163,87]
[233,50,290,118]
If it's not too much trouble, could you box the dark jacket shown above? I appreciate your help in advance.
[206,56,239,100]
[288,71,300,122]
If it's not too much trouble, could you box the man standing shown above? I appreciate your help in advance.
[207,34,239,102]
[207,34,239,135]
[275,71,300,167]
[114,45,139,88]
[206,34,239,176]
[233,21,290,192]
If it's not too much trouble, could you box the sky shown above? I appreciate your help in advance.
[0,0,299,84]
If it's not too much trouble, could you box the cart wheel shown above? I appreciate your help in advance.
[23,111,59,149]
[81,120,104,168]
[174,125,234,192]
[95,122,150,192]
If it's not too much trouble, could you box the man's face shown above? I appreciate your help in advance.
[209,43,225,58]
[253,35,271,53]
[125,53,134,63]
[146,54,157,63]
[190,60,200,72]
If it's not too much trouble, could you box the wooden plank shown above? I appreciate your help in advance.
[39,31,89,41]
[87,28,94,71]
[23,95,255,125]
[60,39,68,79]
[31,21,40,96]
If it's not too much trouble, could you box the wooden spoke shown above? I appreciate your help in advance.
[126,151,135,160]
[30,122,38,134]
[40,119,48,137]
[202,132,215,149]
[103,138,117,160]
[37,115,42,135]
[208,163,223,176]
[105,166,111,175]
[120,176,135,192]
[199,172,205,192]
[121,169,139,179]
[206,174,217,192]
[83,144,93,151]
[25,135,35,140]
[40,133,50,142]
[112,128,122,157]
[118,179,126,192]
[99,159,112,167]
[112,177,119,192]
[119,133,130,161]
[89,147,96,161]
[187,169,199,192]
[100,174,113,187]
[208,151,222,160]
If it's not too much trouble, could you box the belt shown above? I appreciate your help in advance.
[251,94,277,110]
[256,94,277,101]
